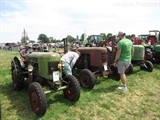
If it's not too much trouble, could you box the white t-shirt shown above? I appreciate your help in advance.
[61,51,79,68]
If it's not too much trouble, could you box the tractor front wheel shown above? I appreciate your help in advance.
[140,60,153,72]
[11,60,25,91]
[79,69,95,89]
[63,75,80,102]
[29,82,47,116]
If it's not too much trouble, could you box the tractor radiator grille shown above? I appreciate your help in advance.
[101,53,107,63]
[48,62,59,74]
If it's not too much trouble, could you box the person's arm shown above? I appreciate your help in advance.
[114,49,121,63]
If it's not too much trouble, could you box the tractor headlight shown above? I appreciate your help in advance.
[28,65,33,72]
[58,63,64,73]
[58,62,64,69]
[58,63,61,69]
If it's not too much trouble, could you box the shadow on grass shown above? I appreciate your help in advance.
[91,84,119,94]
[81,67,144,94]
[0,82,40,119]
[46,92,78,108]
[132,68,142,74]
[153,63,160,70]
[79,77,120,93]
[0,82,77,119]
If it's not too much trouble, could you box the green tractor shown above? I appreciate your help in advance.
[85,35,104,47]
[149,30,160,63]
[137,30,160,63]
[11,51,80,116]
[132,45,153,72]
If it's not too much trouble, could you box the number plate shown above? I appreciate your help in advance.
[52,71,59,82]
[104,64,108,71]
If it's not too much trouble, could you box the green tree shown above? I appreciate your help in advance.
[49,37,54,41]
[29,40,35,43]
[21,36,29,43]
[80,33,87,42]
[49,37,60,43]
[107,33,113,38]
[100,33,107,40]
[126,35,132,39]
[21,28,29,43]
[67,35,76,43]
[17,41,20,45]
[38,34,50,43]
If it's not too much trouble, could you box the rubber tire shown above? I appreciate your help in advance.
[11,60,25,91]
[79,69,95,89]
[125,63,133,74]
[140,60,153,72]
[29,82,47,116]
[63,75,80,102]
[108,64,120,81]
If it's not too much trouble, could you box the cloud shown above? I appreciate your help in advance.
[0,0,160,43]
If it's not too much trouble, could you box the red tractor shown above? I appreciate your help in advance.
[137,30,160,45]
[73,47,121,89]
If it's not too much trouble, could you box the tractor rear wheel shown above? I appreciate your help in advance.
[11,60,25,91]
[79,69,95,89]
[63,75,80,102]
[140,60,153,72]
[29,82,47,116]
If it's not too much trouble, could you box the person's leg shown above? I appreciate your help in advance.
[120,73,126,85]
[117,62,127,91]
[64,62,72,75]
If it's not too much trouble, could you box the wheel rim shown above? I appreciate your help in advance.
[80,74,90,87]
[30,91,39,111]
[64,89,74,99]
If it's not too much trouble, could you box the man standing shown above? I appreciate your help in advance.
[114,32,134,91]
[61,50,80,75]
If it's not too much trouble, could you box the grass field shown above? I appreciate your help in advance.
[0,50,160,120]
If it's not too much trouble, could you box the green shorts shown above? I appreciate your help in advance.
[64,62,72,75]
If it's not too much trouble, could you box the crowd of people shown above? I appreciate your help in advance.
[0,44,13,51]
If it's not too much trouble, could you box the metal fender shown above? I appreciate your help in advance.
[13,56,25,68]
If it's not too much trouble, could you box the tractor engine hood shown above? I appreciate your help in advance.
[78,47,107,67]
[25,52,61,80]
[25,52,61,63]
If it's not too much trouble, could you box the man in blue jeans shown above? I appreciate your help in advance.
[61,50,80,75]
[114,31,134,91]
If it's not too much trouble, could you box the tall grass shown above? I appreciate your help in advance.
[0,50,160,120]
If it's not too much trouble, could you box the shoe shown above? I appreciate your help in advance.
[118,86,127,91]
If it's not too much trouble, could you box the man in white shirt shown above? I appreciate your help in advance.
[61,50,80,75]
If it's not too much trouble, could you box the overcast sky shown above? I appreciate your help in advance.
[0,0,160,43]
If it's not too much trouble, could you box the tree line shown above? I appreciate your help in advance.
[20,33,135,44]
